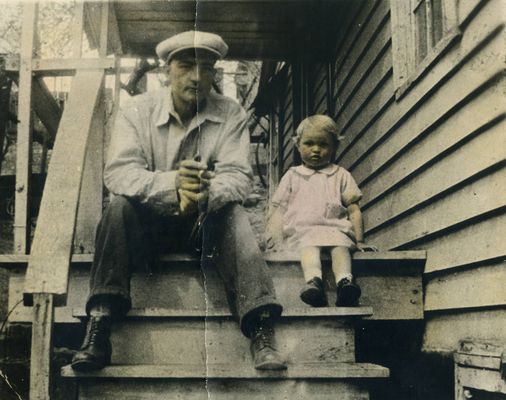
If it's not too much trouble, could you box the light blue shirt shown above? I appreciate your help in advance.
[104,87,253,215]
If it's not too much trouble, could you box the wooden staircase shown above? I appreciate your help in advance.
[5,251,426,399]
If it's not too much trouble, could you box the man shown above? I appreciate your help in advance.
[71,31,286,371]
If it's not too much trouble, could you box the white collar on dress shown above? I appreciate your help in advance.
[292,164,339,176]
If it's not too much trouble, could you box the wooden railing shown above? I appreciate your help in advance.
[22,69,105,400]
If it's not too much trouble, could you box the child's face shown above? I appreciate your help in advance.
[297,128,336,169]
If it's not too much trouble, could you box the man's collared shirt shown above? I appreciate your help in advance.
[104,87,253,215]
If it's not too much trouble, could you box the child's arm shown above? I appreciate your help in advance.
[347,202,378,252]
[265,205,284,251]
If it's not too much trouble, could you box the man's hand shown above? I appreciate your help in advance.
[176,160,215,216]
[176,160,214,193]
[178,189,209,216]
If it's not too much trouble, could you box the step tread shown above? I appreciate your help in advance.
[72,306,373,319]
[61,362,389,379]
[0,250,427,267]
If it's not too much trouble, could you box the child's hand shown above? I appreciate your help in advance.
[356,241,378,252]
[261,234,280,252]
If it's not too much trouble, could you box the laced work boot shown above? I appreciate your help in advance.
[250,319,287,370]
[71,315,112,371]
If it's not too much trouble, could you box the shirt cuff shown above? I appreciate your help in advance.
[148,170,180,216]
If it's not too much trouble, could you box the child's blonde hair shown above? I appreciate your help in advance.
[294,115,344,147]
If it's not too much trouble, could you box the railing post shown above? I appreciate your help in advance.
[30,293,54,400]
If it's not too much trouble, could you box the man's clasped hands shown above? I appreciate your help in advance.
[176,159,216,216]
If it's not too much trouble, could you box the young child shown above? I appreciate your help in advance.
[266,115,376,307]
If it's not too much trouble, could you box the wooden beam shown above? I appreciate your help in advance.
[6,57,116,76]
[32,76,62,140]
[74,92,105,254]
[15,2,38,254]
[29,293,54,400]
[23,70,104,306]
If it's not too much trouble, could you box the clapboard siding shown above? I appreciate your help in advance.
[366,165,505,250]
[421,212,506,273]
[332,0,383,99]
[278,64,296,175]
[425,260,506,312]
[333,25,391,127]
[363,119,505,238]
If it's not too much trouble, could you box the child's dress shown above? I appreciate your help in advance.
[271,164,362,250]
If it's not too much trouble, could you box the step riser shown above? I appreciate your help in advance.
[109,319,355,365]
[8,261,422,322]
[78,380,369,400]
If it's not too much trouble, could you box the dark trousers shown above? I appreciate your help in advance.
[86,195,282,337]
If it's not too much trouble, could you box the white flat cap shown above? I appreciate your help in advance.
[156,30,228,62]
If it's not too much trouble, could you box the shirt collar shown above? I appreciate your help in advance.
[155,86,225,127]
[293,164,339,176]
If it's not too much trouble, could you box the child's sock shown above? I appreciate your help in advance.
[335,273,353,284]
[300,246,322,282]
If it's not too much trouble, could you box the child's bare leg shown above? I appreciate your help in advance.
[330,246,352,283]
[300,246,322,282]
[331,246,361,306]
[299,246,327,307]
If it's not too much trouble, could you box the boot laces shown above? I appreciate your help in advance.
[83,317,107,347]
[253,324,275,351]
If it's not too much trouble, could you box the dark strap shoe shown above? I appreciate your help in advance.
[71,315,112,372]
[335,277,361,307]
[250,319,287,370]
[300,277,328,307]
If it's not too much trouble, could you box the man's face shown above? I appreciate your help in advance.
[168,51,217,107]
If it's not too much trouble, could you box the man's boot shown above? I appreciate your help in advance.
[71,315,112,371]
[250,318,287,370]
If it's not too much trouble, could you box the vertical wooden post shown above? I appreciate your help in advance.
[30,293,54,400]
[0,59,13,176]
[99,1,110,57]
[72,0,84,59]
[15,2,38,254]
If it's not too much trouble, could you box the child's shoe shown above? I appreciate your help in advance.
[335,278,361,307]
[300,277,328,307]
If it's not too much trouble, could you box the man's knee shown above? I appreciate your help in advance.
[101,195,139,225]
[218,202,246,222]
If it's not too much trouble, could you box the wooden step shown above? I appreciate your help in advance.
[61,362,389,379]
[6,251,424,323]
[70,308,369,365]
[61,362,389,400]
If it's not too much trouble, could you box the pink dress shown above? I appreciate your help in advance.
[271,164,362,250]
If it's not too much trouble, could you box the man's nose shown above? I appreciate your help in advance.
[312,145,321,153]
[189,66,200,82]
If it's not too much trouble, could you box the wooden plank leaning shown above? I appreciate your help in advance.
[14,2,38,254]
[23,69,104,307]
